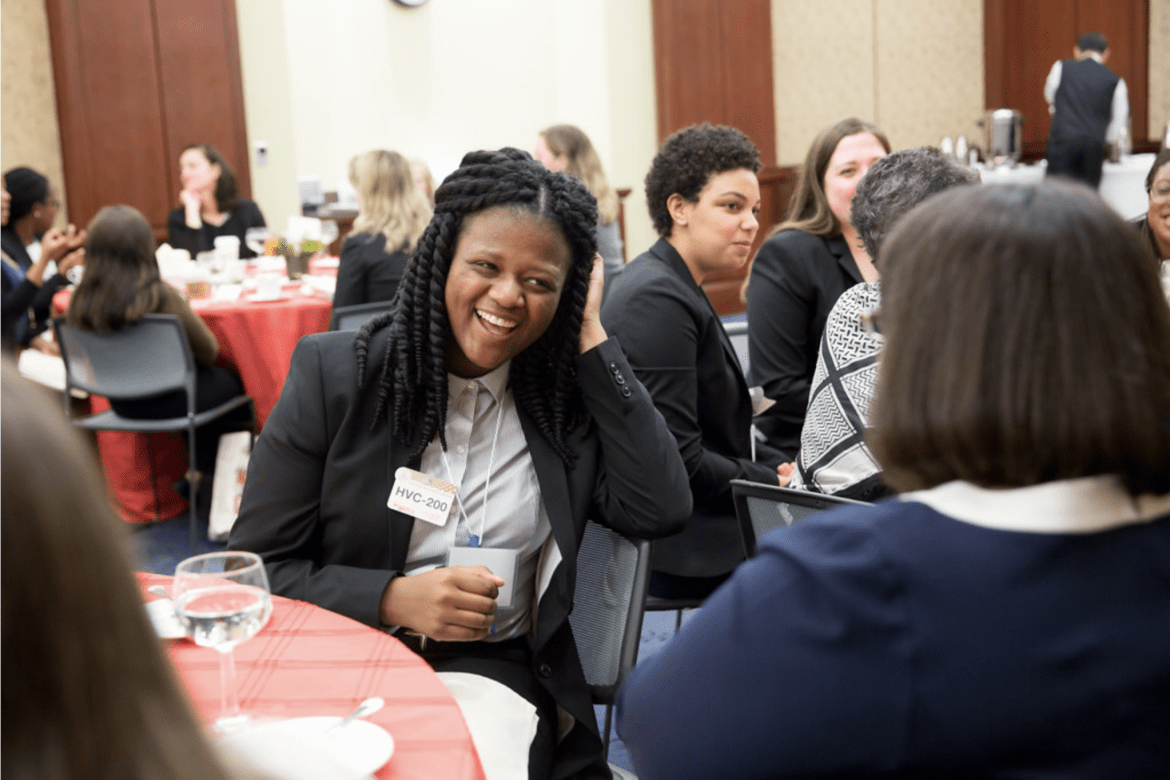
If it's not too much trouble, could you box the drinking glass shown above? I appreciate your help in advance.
[319,219,339,250]
[244,227,271,258]
[173,551,272,732]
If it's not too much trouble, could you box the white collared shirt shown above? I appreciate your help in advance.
[403,361,551,640]
[901,475,1170,535]
[1043,55,1129,143]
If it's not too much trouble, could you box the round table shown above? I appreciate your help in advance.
[141,573,486,780]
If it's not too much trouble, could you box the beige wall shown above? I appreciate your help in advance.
[772,0,984,162]
[1152,0,1170,142]
[1,0,69,226]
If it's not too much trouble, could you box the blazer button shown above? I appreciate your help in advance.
[608,361,621,374]
[621,386,632,398]
[613,372,626,385]
[538,662,553,678]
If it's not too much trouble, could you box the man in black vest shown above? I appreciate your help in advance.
[1044,32,1129,189]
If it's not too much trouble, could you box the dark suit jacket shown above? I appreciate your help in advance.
[602,239,783,579]
[746,229,861,457]
[229,328,690,779]
[333,232,410,309]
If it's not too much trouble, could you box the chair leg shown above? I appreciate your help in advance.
[145,432,162,522]
[188,427,199,553]
[602,703,614,759]
[675,609,684,631]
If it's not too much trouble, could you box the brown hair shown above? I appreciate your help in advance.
[182,143,241,213]
[869,182,1170,496]
[348,149,432,253]
[539,125,620,224]
[0,361,233,780]
[768,117,890,239]
[67,205,164,333]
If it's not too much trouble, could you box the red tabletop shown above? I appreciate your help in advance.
[141,573,486,780]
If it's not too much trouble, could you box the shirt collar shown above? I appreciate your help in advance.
[447,360,511,404]
[1082,51,1105,65]
[899,475,1170,534]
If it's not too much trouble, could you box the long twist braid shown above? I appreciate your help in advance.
[354,148,599,465]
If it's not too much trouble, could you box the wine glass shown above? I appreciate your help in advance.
[319,219,339,252]
[173,551,272,733]
[244,226,270,258]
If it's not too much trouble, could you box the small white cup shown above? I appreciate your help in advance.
[255,273,283,300]
[214,235,241,262]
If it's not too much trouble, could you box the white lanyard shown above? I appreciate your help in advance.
[440,385,505,548]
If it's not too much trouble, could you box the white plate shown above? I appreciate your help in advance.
[218,716,393,779]
[246,293,289,303]
[145,598,186,639]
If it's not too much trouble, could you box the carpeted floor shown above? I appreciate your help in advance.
[129,514,695,776]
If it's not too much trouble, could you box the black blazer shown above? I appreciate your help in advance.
[746,229,861,457]
[602,239,782,579]
[229,328,690,780]
[333,232,410,309]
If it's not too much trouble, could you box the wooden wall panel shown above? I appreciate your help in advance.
[652,0,777,314]
[155,0,251,203]
[47,0,250,239]
[985,0,1150,158]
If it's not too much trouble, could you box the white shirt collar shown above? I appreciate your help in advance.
[900,475,1170,534]
[447,360,511,404]
[1082,51,1105,65]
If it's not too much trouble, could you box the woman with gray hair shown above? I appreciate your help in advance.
[789,147,978,500]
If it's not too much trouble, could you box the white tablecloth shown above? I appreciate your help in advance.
[979,153,1154,221]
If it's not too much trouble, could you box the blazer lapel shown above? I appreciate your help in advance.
[386,437,420,571]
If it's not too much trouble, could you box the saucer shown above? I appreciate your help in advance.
[218,716,393,778]
[246,293,288,303]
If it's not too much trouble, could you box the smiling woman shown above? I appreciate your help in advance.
[227,148,691,780]
[601,123,790,602]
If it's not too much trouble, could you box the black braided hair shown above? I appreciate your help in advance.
[354,148,599,467]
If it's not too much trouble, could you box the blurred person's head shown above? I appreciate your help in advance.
[348,149,432,253]
[2,182,12,225]
[1141,147,1170,259]
[0,360,234,780]
[536,125,620,224]
[1075,32,1109,56]
[180,144,240,213]
[772,117,891,239]
[67,205,163,333]
[850,147,979,264]
[871,182,1170,497]
[409,158,436,206]
[3,166,59,238]
[355,147,599,467]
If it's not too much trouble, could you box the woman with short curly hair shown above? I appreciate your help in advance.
[602,124,791,602]
[229,147,690,779]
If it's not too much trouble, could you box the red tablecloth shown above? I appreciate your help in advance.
[141,573,486,780]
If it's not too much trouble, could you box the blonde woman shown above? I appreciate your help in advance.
[535,125,624,285]
[333,150,432,310]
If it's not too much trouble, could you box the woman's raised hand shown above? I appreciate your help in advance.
[579,252,608,354]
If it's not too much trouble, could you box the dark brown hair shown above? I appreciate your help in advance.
[870,182,1170,496]
[1,361,232,780]
[67,205,164,333]
[183,143,241,213]
[767,116,890,239]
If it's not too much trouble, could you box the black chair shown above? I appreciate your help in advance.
[328,301,394,332]
[731,479,868,557]
[721,317,749,375]
[53,314,254,549]
[569,520,651,759]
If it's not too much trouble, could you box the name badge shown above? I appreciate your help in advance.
[388,467,456,526]
[447,546,520,609]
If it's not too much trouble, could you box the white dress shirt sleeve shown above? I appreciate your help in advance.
[1106,77,1129,143]
[1043,60,1062,114]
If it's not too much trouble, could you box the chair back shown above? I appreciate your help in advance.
[569,521,650,705]
[329,301,394,332]
[731,479,868,557]
[722,318,749,375]
[54,314,196,412]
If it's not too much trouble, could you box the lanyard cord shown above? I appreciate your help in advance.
[440,386,505,547]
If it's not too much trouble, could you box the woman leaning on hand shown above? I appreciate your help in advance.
[167,144,265,259]
[332,149,431,310]
[745,117,889,457]
[602,124,791,602]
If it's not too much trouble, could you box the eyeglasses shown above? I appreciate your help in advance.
[1151,182,1170,204]
[859,307,883,342]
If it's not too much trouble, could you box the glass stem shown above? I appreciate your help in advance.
[218,647,241,722]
